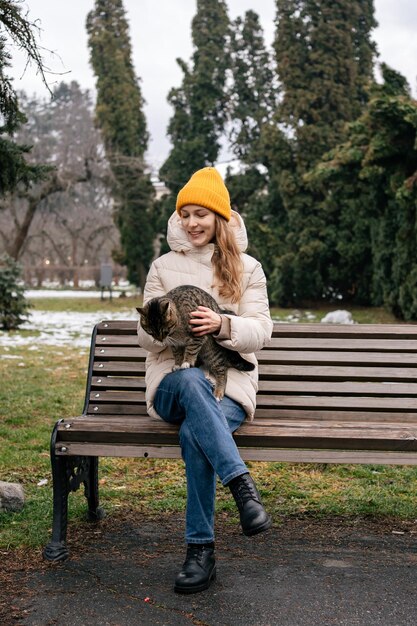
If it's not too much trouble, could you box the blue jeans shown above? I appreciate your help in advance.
[153,367,248,544]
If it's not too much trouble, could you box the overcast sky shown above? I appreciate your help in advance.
[7,0,417,171]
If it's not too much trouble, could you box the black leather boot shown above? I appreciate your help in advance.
[174,544,216,594]
[228,473,272,536]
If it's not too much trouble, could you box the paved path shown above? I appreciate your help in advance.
[7,514,417,625]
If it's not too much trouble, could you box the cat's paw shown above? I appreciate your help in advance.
[180,362,191,369]
[172,365,181,371]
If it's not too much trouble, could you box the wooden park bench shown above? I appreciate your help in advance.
[43,320,417,561]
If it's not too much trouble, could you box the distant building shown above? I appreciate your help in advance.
[152,179,170,200]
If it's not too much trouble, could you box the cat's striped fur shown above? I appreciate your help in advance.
[137,285,254,400]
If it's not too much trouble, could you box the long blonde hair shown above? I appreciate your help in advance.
[212,214,243,303]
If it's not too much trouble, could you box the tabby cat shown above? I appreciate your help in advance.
[137,285,254,400]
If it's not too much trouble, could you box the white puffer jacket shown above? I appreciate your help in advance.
[137,210,273,420]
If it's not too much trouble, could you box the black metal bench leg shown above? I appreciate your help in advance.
[84,456,105,522]
[43,421,70,562]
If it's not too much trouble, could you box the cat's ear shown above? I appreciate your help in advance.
[136,307,144,316]
[161,301,174,320]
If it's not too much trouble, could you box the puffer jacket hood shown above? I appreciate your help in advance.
[167,209,248,254]
[137,211,273,421]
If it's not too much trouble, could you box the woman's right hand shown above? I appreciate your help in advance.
[189,306,222,336]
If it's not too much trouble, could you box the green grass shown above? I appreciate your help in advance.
[1,298,416,550]
[30,295,143,313]
[270,303,400,324]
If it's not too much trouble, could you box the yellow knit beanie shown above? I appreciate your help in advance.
[176,167,231,222]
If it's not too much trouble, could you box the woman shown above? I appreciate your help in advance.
[137,167,273,594]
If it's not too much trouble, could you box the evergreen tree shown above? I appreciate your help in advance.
[0,2,50,195]
[308,65,417,319]
[0,253,30,329]
[87,0,154,288]
[225,10,282,284]
[269,0,377,304]
[228,10,278,164]
[159,0,230,196]
[275,0,376,169]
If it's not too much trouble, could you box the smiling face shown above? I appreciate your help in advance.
[179,204,216,247]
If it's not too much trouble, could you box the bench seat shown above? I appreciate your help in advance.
[56,413,417,452]
[43,319,417,561]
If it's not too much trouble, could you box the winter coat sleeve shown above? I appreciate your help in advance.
[216,261,273,354]
[137,261,167,354]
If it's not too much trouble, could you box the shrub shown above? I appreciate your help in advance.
[0,254,31,330]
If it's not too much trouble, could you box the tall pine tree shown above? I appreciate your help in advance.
[269,0,377,304]
[159,0,230,196]
[228,10,277,164]
[225,10,282,282]
[87,0,154,288]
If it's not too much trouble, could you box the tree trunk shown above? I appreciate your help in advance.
[8,198,38,260]
[72,236,79,288]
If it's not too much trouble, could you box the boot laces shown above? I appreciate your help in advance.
[186,545,207,563]
[235,479,259,505]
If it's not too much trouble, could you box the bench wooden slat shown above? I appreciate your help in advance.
[56,416,417,452]
[257,351,417,366]
[54,442,417,465]
[61,413,417,426]
[94,362,417,381]
[249,409,417,422]
[77,408,417,423]
[258,380,417,395]
[91,376,146,390]
[271,324,417,338]
[94,346,417,366]
[90,376,417,397]
[94,333,417,352]
[97,321,137,334]
[90,390,146,403]
[96,320,417,338]
[266,338,417,352]
[88,390,417,412]
[93,362,146,375]
[60,415,417,435]
[61,412,417,424]
[255,395,417,410]
[86,404,149,415]
[257,364,417,381]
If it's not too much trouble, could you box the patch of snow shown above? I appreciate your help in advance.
[25,289,135,299]
[321,310,354,324]
[0,309,138,348]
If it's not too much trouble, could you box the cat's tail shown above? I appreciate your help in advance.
[224,348,255,372]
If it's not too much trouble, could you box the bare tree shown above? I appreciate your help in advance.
[0,81,120,284]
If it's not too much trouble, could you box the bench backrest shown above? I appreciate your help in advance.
[85,321,417,426]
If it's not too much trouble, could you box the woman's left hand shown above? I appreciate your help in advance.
[189,306,222,336]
